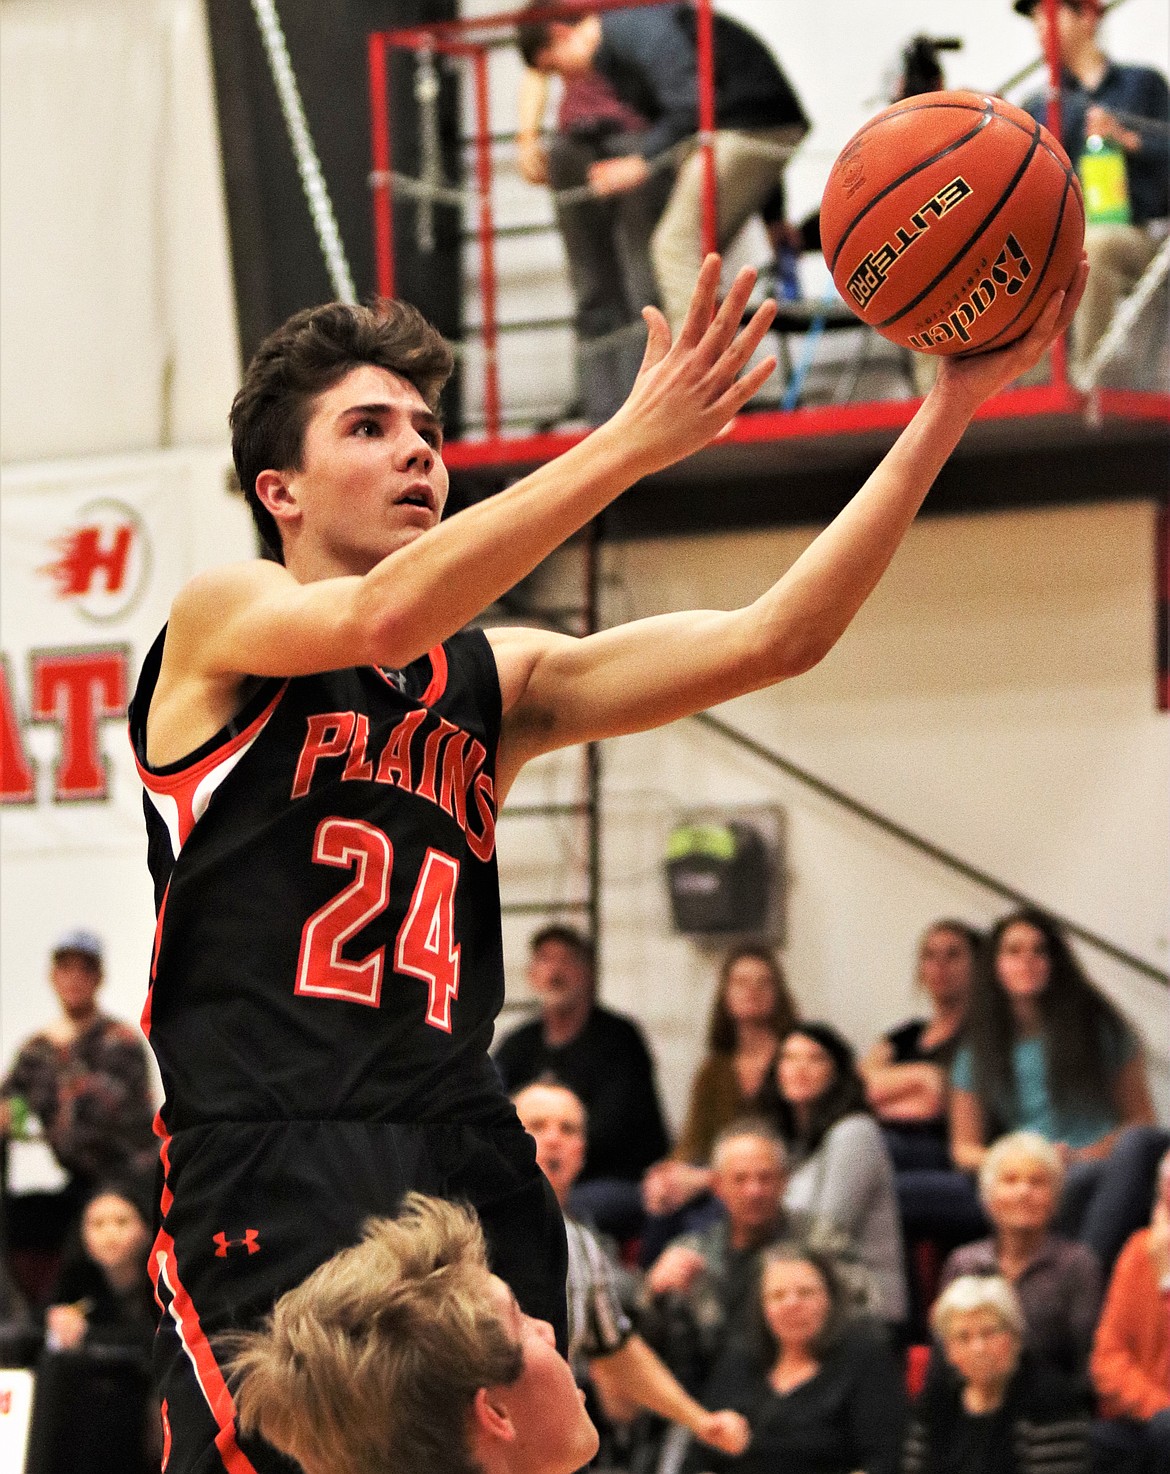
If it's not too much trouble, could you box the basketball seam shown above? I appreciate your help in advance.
[972,170,1080,354]
[827,103,994,274]
[875,120,1043,331]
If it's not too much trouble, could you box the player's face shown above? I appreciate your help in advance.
[82,1193,149,1276]
[514,1086,586,1204]
[486,1276,599,1472]
[714,1137,785,1233]
[285,364,449,575]
[50,954,102,1019]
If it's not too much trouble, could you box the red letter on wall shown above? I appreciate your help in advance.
[31,648,128,801]
[0,657,35,804]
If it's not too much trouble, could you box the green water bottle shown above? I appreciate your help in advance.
[1078,133,1132,224]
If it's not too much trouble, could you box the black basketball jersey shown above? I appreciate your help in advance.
[128,628,513,1137]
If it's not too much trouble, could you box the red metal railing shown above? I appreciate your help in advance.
[367,0,1167,453]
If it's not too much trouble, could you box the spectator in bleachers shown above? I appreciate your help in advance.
[940,1131,1102,1380]
[1,931,156,1289]
[1090,1146,1170,1474]
[516,66,672,424]
[689,1243,907,1474]
[862,921,977,1168]
[512,1082,750,1463]
[494,925,669,1240]
[641,1118,878,1397]
[775,1024,909,1326]
[863,921,986,1317]
[1015,0,1169,388]
[641,944,798,1245]
[516,3,808,333]
[948,908,1167,1271]
[904,1274,1091,1474]
[24,1174,157,1474]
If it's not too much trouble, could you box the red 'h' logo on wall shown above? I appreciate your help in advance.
[42,523,134,597]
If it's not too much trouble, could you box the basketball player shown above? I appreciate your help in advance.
[228,1193,601,1474]
[130,253,1085,1473]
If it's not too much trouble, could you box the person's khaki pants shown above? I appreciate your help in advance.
[651,126,804,331]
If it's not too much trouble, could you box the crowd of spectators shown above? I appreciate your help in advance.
[494,915,1168,1472]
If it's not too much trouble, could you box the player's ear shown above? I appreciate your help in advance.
[469,1386,518,1449]
[255,469,299,526]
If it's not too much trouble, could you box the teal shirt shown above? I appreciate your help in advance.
[951,1028,1133,1149]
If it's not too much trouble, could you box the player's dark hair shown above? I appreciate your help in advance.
[707,943,798,1054]
[773,1023,869,1157]
[229,300,453,562]
[965,907,1132,1132]
[227,1195,522,1474]
[529,923,594,971]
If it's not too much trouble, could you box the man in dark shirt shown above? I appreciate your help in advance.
[517,4,807,332]
[495,925,668,1236]
[1016,0,1169,386]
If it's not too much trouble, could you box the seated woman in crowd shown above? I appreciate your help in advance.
[689,1244,906,1474]
[861,919,978,1171]
[774,1023,908,1326]
[949,908,1167,1270]
[904,1274,1090,1474]
[642,944,798,1250]
[24,1176,158,1474]
[940,1131,1102,1380]
[1090,1147,1170,1474]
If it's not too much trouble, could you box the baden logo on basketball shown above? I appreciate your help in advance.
[906,234,1033,350]
[846,177,972,310]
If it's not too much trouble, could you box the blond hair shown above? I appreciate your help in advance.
[226,1194,522,1474]
[931,1274,1025,1342]
[977,1130,1064,1209]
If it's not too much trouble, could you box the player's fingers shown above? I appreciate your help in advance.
[701,264,761,358]
[639,306,672,373]
[1055,255,1089,336]
[722,297,777,378]
[712,354,777,428]
[674,254,723,349]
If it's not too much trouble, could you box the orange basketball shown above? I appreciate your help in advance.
[821,91,1084,356]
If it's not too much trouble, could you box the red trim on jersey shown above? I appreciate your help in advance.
[154,1112,174,1217]
[141,881,172,1041]
[160,1399,172,1471]
[151,1228,261,1474]
[135,684,287,849]
[420,644,448,705]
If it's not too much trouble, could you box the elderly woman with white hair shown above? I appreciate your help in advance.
[903,1274,1090,1474]
[938,1131,1102,1378]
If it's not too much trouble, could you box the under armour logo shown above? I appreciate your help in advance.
[212,1229,261,1258]
[377,666,407,694]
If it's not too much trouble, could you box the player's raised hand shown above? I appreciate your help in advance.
[606,254,777,478]
[933,253,1088,411]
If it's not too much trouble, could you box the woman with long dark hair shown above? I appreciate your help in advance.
[949,907,1166,1270]
[642,944,797,1230]
[688,1244,906,1474]
[774,1023,908,1325]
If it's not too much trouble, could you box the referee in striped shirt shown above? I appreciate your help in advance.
[514,1082,750,1459]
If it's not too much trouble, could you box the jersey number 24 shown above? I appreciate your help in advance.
[294,816,460,1030]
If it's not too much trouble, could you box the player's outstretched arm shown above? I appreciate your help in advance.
[167,258,776,688]
[493,259,1087,786]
